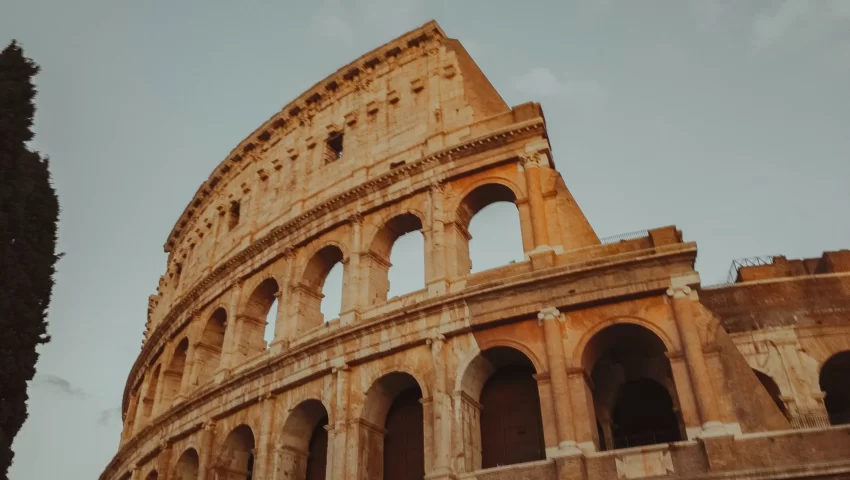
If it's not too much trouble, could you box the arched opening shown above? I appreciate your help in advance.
[145,471,158,480]
[457,346,545,472]
[173,448,200,480]
[361,372,424,480]
[123,388,140,441]
[296,245,345,334]
[278,399,329,480]
[753,369,788,420]
[239,277,279,361]
[367,213,425,304]
[161,338,188,407]
[265,298,278,348]
[456,184,524,275]
[480,348,545,469]
[820,351,850,425]
[611,379,681,448]
[321,263,343,322]
[140,364,161,422]
[583,323,683,451]
[215,425,255,480]
[195,308,226,386]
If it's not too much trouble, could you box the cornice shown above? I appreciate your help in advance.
[125,118,546,414]
[165,20,446,254]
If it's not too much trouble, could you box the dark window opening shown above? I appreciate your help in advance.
[305,416,329,480]
[383,386,424,480]
[611,379,682,449]
[821,351,850,426]
[480,363,545,468]
[325,132,343,164]
[228,200,240,231]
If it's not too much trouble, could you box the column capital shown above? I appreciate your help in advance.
[425,333,446,346]
[666,285,692,299]
[519,152,545,168]
[203,420,216,431]
[537,307,562,325]
[331,363,349,375]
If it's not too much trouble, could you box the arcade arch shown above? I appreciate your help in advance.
[366,212,425,303]
[172,448,200,480]
[361,372,425,480]
[215,425,256,480]
[457,346,545,471]
[161,338,188,407]
[582,323,683,450]
[279,399,330,480]
[455,183,524,275]
[295,245,345,334]
[820,351,850,426]
[195,308,227,386]
[238,277,280,360]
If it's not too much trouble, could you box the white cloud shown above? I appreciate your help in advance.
[753,0,811,50]
[310,0,426,47]
[752,0,850,51]
[689,0,730,32]
[513,68,606,106]
[513,68,566,97]
[310,12,354,45]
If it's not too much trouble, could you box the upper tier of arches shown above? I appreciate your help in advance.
[152,20,518,319]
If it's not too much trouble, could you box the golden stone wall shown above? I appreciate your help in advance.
[102,21,850,480]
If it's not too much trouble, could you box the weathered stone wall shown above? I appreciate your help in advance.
[104,20,850,480]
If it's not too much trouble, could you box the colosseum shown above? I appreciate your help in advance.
[101,21,850,480]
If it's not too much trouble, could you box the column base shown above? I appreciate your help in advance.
[268,338,289,355]
[556,440,584,457]
[339,308,360,326]
[698,421,739,439]
[213,368,231,384]
[427,279,450,297]
[424,467,458,480]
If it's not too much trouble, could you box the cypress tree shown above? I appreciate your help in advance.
[0,40,60,480]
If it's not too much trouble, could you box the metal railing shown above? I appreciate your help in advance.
[600,229,650,245]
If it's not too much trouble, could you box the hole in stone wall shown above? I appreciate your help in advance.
[468,202,524,273]
[264,298,278,349]
[321,263,344,322]
[387,230,425,298]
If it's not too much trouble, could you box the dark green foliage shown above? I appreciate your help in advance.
[0,40,59,480]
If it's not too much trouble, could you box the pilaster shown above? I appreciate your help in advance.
[538,307,582,455]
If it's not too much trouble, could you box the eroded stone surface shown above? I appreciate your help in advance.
[102,21,850,480]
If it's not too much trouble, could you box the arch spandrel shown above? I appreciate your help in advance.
[568,315,680,370]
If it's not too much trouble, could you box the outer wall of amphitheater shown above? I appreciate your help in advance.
[102,21,850,480]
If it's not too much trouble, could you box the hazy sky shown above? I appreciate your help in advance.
[3,1,849,479]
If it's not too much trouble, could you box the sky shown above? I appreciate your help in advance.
[2,0,849,479]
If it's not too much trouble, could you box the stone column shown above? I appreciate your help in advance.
[198,421,216,480]
[176,336,195,400]
[426,182,449,296]
[331,363,350,480]
[340,215,362,325]
[521,153,551,250]
[426,334,453,478]
[253,393,276,480]
[538,308,581,454]
[157,443,173,480]
[667,284,724,435]
[218,281,243,374]
[271,251,295,353]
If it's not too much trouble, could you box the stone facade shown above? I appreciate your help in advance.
[101,21,850,480]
